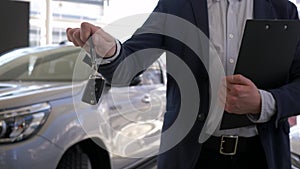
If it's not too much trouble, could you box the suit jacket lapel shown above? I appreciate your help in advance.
[189,0,209,38]
[253,0,275,19]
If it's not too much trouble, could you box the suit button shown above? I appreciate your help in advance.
[198,113,205,121]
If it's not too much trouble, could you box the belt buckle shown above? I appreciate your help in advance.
[219,135,238,155]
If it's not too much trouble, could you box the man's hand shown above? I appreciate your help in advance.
[225,74,261,115]
[66,22,116,58]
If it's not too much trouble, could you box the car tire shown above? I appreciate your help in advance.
[291,153,300,169]
[57,145,92,169]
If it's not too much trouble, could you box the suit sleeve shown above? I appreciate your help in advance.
[269,2,300,126]
[288,1,299,19]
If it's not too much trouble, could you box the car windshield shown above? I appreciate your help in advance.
[0,46,91,82]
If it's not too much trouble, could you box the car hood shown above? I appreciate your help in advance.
[0,81,83,109]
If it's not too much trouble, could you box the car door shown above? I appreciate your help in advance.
[104,58,166,168]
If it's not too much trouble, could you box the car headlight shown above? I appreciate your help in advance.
[0,103,51,144]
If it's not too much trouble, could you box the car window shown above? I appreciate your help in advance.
[0,47,91,82]
[139,61,164,85]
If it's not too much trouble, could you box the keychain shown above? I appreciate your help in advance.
[81,37,105,105]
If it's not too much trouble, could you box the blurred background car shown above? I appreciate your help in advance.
[290,119,300,169]
[0,44,166,169]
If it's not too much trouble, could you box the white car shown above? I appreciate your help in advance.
[291,124,300,169]
[0,45,166,169]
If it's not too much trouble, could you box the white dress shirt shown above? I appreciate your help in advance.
[208,0,277,137]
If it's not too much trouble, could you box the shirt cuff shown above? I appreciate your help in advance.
[98,39,121,65]
[247,89,277,123]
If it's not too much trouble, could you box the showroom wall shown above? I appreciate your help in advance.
[0,1,29,54]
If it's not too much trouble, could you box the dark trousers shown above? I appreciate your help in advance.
[194,135,268,169]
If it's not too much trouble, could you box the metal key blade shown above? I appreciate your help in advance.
[81,37,105,105]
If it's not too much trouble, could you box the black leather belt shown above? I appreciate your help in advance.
[203,135,260,156]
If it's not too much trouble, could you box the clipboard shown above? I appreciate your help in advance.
[220,19,300,130]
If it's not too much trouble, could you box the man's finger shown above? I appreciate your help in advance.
[226,84,248,97]
[72,29,85,47]
[66,28,73,42]
[66,28,79,43]
[80,22,101,43]
[226,74,252,85]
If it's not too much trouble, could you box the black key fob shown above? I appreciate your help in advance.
[81,77,105,105]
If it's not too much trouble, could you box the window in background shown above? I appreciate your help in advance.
[28,0,158,46]
[29,26,42,46]
[29,0,104,46]
[52,27,67,44]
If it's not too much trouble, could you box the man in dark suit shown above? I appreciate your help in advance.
[67,0,300,168]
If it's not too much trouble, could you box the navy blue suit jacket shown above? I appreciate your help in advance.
[99,0,300,168]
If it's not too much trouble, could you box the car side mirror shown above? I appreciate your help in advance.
[130,75,142,86]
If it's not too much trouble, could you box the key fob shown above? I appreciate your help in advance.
[81,77,105,105]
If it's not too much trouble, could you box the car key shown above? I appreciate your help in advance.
[81,38,105,105]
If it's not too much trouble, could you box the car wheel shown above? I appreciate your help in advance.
[57,145,92,169]
[291,153,300,169]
